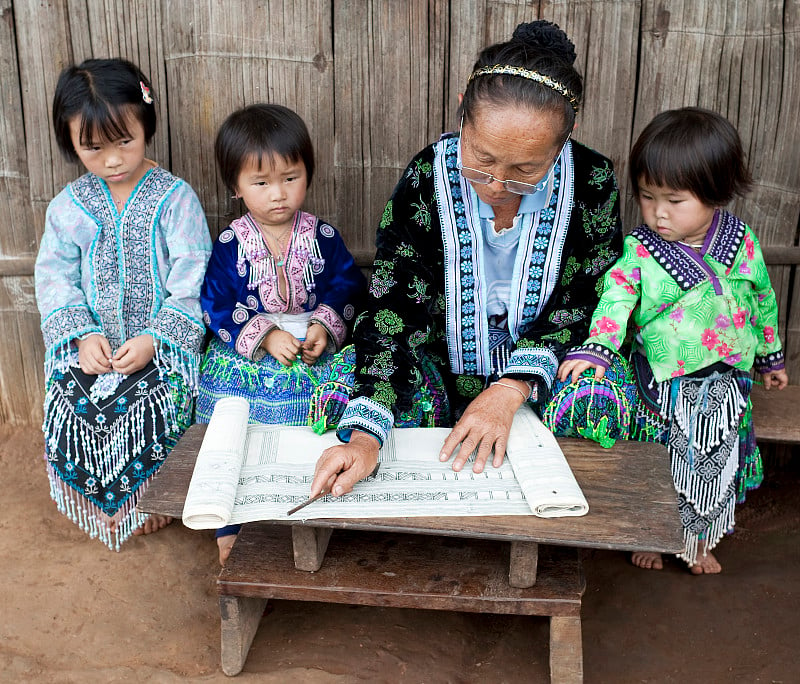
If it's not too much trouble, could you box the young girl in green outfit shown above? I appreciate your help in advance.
[559,107,787,574]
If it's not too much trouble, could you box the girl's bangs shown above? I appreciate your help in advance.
[78,102,134,146]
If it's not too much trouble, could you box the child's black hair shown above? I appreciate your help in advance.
[52,58,157,163]
[214,103,315,193]
[629,107,753,206]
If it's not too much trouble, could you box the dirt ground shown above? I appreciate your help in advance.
[2,424,798,684]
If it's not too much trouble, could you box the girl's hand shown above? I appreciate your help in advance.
[300,323,329,365]
[112,334,155,375]
[263,329,301,366]
[76,334,113,375]
[557,358,606,384]
[761,369,789,390]
[311,430,380,497]
[439,380,529,473]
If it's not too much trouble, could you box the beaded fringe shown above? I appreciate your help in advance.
[152,341,200,394]
[43,380,178,488]
[45,460,153,551]
[667,373,747,566]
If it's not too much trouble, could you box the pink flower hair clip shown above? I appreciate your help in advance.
[140,81,153,104]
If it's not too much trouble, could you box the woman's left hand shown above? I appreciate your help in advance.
[439,380,529,473]
[111,334,155,375]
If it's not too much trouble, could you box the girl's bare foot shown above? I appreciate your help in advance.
[631,552,663,570]
[133,514,173,536]
[217,534,237,565]
[690,549,722,574]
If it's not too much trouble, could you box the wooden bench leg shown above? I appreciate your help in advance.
[509,540,539,587]
[292,525,333,571]
[219,594,268,676]
[549,615,583,684]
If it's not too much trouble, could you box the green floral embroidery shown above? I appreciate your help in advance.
[561,256,580,286]
[396,242,415,258]
[366,351,396,381]
[411,201,432,230]
[541,329,572,344]
[369,260,397,298]
[456,375,483,398]
[581,190,618,236]
[433,294,446,314]
[373,381,397,407]
[408,275,431,303]
[408,329,428,350]
[409,160,433,187]
[596,278,605,296]
[583,249,617,276]
[379,200,393,230]
[588,162,613,189]
[375,309,404,335]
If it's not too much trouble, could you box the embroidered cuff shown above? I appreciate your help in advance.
[41,306,99,350]
[336,396,395,447]
[147,306,206,355]
[504,347,559,389]
[563,342,614,370]
[754,350,785,374]
[235,314,279,359]
[310,304,348,350]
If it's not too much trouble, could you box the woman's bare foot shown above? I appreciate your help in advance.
[133,514,173,536]
[217,534,237,565]
[631,552,663,570]
[690,549,722,574]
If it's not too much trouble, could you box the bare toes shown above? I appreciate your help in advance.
[218,534,237,566]
[632,552,663,570]
[134,515,173,536]
[690,550,721,574]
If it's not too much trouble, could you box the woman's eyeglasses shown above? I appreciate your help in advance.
[457,163,547,195]
[457,117,568,195]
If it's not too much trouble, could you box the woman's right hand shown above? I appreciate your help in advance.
[76,334,112,375]
[311,430,380,498]
[262,329,302,366]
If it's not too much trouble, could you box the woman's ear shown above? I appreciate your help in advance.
[458,92,464,106]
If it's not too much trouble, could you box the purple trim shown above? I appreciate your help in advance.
[754,350,785,374]
[564,343,613,370]
[675,241,723,295]
[310,304,347,349]
[235,314,278,359]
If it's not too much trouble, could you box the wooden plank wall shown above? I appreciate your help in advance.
[1,0,798,425]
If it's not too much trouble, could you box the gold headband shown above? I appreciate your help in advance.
[467,65,580,114]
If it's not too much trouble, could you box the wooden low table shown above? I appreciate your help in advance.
[140,425,683,683]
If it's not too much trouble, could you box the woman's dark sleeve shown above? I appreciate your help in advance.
[336,148,444,444]
[508,148,623,400]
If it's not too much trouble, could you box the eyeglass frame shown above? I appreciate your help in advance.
[457,116,570,195]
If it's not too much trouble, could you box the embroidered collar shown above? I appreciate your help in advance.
[631,210,746,291]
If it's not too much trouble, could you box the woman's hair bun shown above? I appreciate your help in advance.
[511,20,577,65]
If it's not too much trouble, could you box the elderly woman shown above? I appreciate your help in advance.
[312,20,624,497]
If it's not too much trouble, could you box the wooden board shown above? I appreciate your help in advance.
[139,423,684,554]
[750,384,800,444]
[219,524,584,617]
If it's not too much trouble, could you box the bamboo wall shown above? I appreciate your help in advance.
[1,0,798,425]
